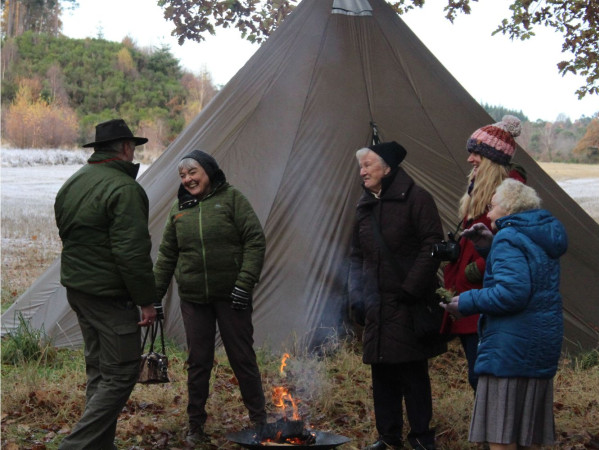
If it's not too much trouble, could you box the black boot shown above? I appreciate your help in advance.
[363,439,402,450]
[407,429,435,450]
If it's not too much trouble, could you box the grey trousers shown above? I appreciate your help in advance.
[181,300,266,429]
[59,288,141,450]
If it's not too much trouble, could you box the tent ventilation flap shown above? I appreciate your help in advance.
[332,0,372,16]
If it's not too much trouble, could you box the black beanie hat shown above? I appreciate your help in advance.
[368,141,407,168]
[181,150,221,182]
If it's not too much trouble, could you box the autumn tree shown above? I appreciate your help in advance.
[0,0,76,38]
[45,63,69,105]
[573,118,599,162]
[180,69,217,125]
[136,117,170,159]
[3,79,78,148]
[158,0,599,98]
[115,47,138,77]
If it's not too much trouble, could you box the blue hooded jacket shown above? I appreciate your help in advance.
[459,209,568,378]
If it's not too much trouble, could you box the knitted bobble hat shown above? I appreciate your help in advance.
[467,115,522,166]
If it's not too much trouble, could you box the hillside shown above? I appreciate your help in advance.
[1,32,217,153]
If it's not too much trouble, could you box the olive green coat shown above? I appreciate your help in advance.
[54,151,156,306]
[153,182,265,303]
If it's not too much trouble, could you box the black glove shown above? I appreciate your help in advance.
[154,303,165,321]
[231,286,252,310]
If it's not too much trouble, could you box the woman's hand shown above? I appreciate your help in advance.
[439,295,462,319]
[231,286,252,310]
[462,223,493,249]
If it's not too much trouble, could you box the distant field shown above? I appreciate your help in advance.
[538,162,599,181]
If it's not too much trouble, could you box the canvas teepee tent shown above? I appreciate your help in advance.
[3,0,598,352]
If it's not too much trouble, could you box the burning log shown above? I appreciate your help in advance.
[259,418,316,445]
[226,353,350,448]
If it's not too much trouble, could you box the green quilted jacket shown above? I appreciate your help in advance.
[54,151,157,306]
[153,181,265,304]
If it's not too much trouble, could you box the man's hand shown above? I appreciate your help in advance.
[231,286,252,310]
[138,304,157,326]
[462,223,493,249]
[154,303,165,321]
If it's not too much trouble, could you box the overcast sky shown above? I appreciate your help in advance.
[61,0,598,122]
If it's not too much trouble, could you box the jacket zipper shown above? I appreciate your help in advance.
[198,202,209,299]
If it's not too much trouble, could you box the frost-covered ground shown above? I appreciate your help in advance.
[1,149,148,208]
[557,178,599,222]
[1,148,91,167]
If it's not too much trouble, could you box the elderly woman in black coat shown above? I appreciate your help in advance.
[349,141,446,450]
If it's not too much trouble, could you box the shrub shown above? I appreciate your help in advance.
[1,312,57,365]
[575,348,599,370]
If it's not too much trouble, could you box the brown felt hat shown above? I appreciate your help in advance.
[82,119,148,148]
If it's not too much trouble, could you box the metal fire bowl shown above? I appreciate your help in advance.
[226,429,351,449]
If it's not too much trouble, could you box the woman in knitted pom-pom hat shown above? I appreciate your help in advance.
[441,115,527,392]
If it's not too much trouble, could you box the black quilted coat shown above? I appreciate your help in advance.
[349,167,447,364]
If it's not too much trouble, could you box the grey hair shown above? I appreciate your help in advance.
[178,157,201,172]
[355,147,389,169]
[96,139,133,153]
[494,178,541,215]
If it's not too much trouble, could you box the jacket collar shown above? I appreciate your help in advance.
[87,150,140,179]
[177,180,227,210]
[358,167,413,208]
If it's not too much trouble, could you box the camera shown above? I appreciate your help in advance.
[431,232,460,262]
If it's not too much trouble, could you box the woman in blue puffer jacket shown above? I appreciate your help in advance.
[441,178,567,449]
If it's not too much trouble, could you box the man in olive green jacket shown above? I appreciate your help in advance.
[54,119,157,450]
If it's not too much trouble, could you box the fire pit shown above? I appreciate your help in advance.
[227,355,350,448]
[226,419,350,449]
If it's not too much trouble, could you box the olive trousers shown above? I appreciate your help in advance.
[59,289,141,450]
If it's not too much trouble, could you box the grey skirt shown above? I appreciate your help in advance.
[469,375,555,446]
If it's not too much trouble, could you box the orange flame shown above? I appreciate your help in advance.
[279,353,290,374]
[272,386,300,420]
[271,353,301,420]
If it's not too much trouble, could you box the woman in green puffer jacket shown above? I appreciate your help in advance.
[154,150,267,444]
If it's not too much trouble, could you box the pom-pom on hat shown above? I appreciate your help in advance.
[467,115,522,166]
[368,141,407,168]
